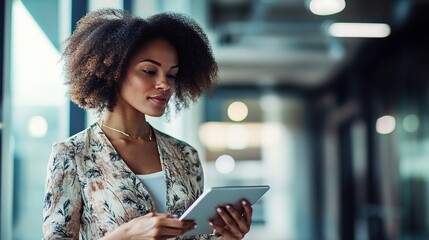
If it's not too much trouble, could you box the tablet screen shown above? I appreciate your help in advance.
[179,185,270,236]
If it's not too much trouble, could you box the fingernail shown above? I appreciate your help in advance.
[226,205,232,209]
[242,200,247,205]
[217,208,222,213]
[172,214,178,218]
[209,221,214,226]
[193,224,198,229]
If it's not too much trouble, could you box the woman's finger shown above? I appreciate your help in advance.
[156,225,196,238]
[145,213,196,236]
[209,203,253,239]
[210,221,239,239]
[215,207,245,237]
[160,217,196,230]
[242,200,253,226]
[225,205,250,233]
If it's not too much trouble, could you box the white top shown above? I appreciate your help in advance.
[136,171,167,213]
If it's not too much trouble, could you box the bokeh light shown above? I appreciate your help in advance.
[403,114,419,133]
[227,101,248,122]
[376,115,396,134]
[27,116,48,138]
[215,155,236,174]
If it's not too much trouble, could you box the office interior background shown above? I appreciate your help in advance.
[1,0,429,239]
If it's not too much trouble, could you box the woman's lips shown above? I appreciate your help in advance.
[148,96,168,105]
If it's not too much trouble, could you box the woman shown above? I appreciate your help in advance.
[43,8,253,240]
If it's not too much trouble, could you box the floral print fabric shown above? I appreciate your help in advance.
[43,123,207,240]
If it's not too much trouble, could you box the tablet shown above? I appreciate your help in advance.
[179,185,270,236]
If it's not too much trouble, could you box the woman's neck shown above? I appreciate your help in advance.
[101,110,151,138]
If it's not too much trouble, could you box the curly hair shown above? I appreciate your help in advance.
[62,8,218,114]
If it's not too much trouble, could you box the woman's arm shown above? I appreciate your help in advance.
[100,212,196,240]
[43,142,82,239]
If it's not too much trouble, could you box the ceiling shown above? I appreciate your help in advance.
[208,0,405,88]
[19,0,420,89]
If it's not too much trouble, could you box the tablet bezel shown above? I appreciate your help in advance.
[179,185,270,236]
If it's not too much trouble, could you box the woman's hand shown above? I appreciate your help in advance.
[209,200,253,240]
[101,212,196,240]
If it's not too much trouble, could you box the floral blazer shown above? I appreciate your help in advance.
[43,123,208,240]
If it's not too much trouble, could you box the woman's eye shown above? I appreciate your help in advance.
[142,69,156,75]
[168,75,177,80]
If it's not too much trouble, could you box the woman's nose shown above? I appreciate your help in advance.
[155,75,172,91]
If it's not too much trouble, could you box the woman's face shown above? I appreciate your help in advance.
[118,38,178,117]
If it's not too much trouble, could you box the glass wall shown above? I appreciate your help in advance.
[200,87,312,239]
[7,0,69,239]
[307,4,429,239]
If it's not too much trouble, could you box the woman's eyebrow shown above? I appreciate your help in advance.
[141,59,179,69]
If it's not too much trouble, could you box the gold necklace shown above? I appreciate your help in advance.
[99,120,153,141]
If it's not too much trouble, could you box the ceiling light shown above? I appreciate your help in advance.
[309,0,346,16]
[403,114,419,133]
[328,22,391,38]
[227,101,248,122]
[28,116,48,138]
[376,115,396,134]
[226,124,249,150]
[215,155,236,174]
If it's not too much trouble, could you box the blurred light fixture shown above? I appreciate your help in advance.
[328,22,391,38]
[309,0,346,16]
[376,115,396,134]
[227,101,248,122]
[403,114,419,133]
[28,116,48,138]
[226,124,249,150]
[199,122,227,151]
[215,155,236,174]
[199,122,263,151]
